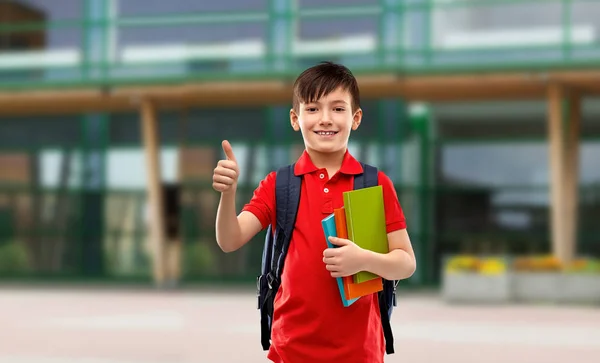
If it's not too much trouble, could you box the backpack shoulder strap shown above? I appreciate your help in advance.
[354,162,379,189]
[272,163,301,280]
[380,280,395,354]
[259,164,301,351]
[259,223,274,350]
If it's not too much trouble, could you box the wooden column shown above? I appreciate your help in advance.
[140,98,166,285]
[547,83,581,264]
[565,90,581,264]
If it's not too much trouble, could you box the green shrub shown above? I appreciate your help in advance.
[0,241,29,274]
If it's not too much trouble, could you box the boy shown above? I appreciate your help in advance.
[213,61,416,363]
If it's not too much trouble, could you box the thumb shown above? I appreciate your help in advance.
[328,236,350,247]
[222,140,237,162]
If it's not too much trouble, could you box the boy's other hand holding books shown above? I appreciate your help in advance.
[323,236,367,278]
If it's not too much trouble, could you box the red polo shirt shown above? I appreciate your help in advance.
[242,150,406,363]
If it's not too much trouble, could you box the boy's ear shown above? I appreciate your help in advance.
[290,108,300,131]
[351,108,363,130]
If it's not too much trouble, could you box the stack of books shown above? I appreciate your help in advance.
[321,185,389,307]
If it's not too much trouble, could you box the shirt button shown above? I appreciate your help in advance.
[319,173,325,179]
[324,187,329,193]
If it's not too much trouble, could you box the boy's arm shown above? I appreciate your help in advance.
[324,171,415,281]
[361,229,416,281]
[213,140,263,252]
[326,230,416,281]
[216,192,262,253]
[361,172,416,280]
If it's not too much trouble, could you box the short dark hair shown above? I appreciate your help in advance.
[292,61,360,113]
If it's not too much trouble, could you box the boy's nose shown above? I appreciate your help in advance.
[319,112,333,125]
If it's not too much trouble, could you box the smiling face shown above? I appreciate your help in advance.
[290,86,362,155]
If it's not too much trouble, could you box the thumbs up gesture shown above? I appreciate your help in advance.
[213,140,240,194]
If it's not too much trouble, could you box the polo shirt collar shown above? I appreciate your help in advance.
[293,149,363,176]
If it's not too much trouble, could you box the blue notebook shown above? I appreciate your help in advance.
[322,213,359,307]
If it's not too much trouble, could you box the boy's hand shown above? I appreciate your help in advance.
[213,140,239,194]
[323,237,366,278]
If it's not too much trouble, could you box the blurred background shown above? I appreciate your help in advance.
[0,0,599,362]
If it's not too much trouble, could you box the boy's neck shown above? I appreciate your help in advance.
[306,147,346,177]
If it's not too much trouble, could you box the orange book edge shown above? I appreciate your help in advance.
[333,207,383,300]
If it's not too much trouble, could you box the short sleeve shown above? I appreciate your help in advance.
[378,171,407,233]
[241,171,276,230]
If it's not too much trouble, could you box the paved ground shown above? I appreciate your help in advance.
[1,286,599,363]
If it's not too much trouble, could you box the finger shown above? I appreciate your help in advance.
[323,256,338,265]
[325,264,340,272]
[331,271,344,278]
[222,140,237,163]
[323,248,339,258]
[217,159,238,171]
[214,165,238,179]
[213,174,235,185]
[328,236,350,246]
[212,182,230,192]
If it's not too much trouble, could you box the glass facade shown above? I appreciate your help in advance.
[1,0,600,88]
[0,1,599,285]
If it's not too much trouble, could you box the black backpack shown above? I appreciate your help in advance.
[256,162,399,354]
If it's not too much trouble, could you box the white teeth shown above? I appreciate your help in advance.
[317,131,335,135]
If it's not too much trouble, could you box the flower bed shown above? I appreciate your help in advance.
[442,256,511,304]
[442,255,600,305]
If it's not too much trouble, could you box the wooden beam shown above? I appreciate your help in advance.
[0,69,599,116]
[0,89,133,116]
[547,83,580,265]
[140,98,166,286]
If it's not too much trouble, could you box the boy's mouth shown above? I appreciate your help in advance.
[314,131,338,137]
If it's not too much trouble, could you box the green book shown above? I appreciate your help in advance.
[343,185,389,284]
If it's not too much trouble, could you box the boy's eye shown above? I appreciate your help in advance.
[306,107,317,112]
[334,107,345,112]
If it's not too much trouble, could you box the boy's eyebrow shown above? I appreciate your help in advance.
[303,99,349,105]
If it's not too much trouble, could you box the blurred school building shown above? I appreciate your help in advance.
[0,0,599,287]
